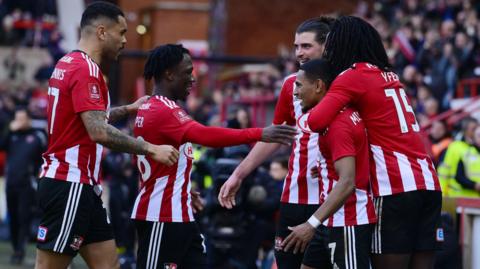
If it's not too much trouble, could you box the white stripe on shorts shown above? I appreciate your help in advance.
[372,197,383,254]
[53,182,83,252]
[147,222,164,269]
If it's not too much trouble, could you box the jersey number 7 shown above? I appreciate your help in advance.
[385,88,420,134]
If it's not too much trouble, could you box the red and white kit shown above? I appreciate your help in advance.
[274,74,335,204]
[308,63,441,197]
[314,108,376,227]
[40,51,110,185]
[131,96,263,222]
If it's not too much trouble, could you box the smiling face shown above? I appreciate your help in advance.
[171,53,195,101]
[293,70,326,113]
[294,31,324,64]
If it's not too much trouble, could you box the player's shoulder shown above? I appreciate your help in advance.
[331,107,363,129]
[281,72,297,88]
[64,51,101,79]
[332,62,379,83]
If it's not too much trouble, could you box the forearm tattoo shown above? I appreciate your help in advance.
[82,110,149,155]
[108,105,130,123]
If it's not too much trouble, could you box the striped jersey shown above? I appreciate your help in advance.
[40,51,110,185]
[273,73,330,204]
[316,108,376,227]
[131,96,195,223]
[308,63,441,197]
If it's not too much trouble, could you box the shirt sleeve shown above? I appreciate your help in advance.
[307,72,363,132]
[182,121,263,147]
[455,160,477,190]
[70,65,106,113]
[272,76,296,126]
[327,120,356,162]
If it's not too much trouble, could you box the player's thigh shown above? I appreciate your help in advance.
[415,191,443,252]
[302,226,331,269]
[371,253,411,269]
[371,193,419,254]
[79,239,119,269]
[329,225,372,269]
[35,248,72,269]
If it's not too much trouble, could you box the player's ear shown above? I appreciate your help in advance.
[165,69,174,81]
[315,79,324,93]
[97,24,107,41]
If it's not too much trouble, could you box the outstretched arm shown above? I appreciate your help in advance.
[182,122,296,147]
[108,96,149,123]
[81,110,179,165]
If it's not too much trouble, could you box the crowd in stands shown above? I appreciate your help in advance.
[1,0,480,268]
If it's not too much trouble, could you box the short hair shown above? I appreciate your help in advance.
[296,16,335,45]
[324,16,391,77]
[80,2,124,29]
[143,44,190,81]
[299,58,334,88]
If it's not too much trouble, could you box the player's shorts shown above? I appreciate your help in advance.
[274,203,330,269]
[36,177,113,256]
[320,224,373,269]
[371,190,443,254]
[135,220,207,269]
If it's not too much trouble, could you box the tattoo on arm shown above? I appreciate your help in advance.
[108,105,130,123]
[81,110,149,155]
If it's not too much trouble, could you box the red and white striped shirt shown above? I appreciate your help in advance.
[315,108,376,227]
[308,63,441,197]
[40,51,110,185]
[273,74,332,204]
[131,96,195,222]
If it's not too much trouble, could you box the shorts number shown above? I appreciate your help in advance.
[47,87,60,134]
[328,242,336,264]
[136,136,151,181]
[385,88,419,134]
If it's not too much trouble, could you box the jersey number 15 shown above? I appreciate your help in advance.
[385,88,420,134]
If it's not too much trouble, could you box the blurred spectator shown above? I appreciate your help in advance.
[429,120,453,164]
[0,107,46,265]
[438,117,478,197]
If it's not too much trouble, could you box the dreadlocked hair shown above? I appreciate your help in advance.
[296,16,335,45]
[323,16,391,77]
[143,44,190,81]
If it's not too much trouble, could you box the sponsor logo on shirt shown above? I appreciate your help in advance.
[436,228,444,242]
[37,226,48,242]
[88,83,101,99]
[164,263,177,269]
[183,143,194,160]
[70,235,84,251]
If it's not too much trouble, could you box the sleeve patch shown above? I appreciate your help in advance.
[173,109,192,124]
[88,83,101,99]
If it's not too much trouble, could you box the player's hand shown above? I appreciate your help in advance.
[127,95,150,112]
[191,191,205,213]
[148,144,179,166]
[261,125,297,145]
[218,174,242,209]
[282,222,316,254]
[310,165,319,178]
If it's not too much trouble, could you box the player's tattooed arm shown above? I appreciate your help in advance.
[108,105,129,123]
[108,96,150,123]
[81,110,149,154]
[81,110,180,166]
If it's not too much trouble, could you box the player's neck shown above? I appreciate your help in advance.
[153,84,174,100]
[77,38,103,65]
